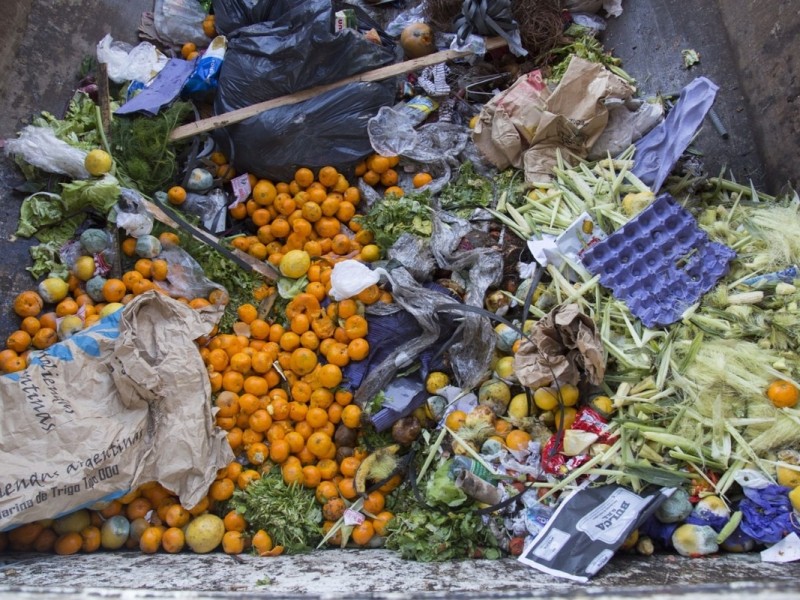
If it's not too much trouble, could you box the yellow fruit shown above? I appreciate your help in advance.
[99,303,125,318]
[53,510,91,535]
[184,514,225,553]
[38,277,69,303]
[74,256,96,281]
[533,387,558,411]
[591,395,614,416]
[426,371,450,394]
[493,355,516,381]
[84,149,113,176]
[507,393,530,419]
[58,315,84,339]
[776,464,800,488]
[558,383,579,407]
[279,249,311,279]
[469,115,480,129]
[790,486,800,512]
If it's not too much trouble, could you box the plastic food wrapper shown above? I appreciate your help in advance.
[632,77,719,192]
[581,193,736,328]
[0,292,234,531]
[153,0,209,47]
[518,484,672,582]
[4,126,90,180]
[513,303,605,389]
[528,212,607,279]
[115,58,196,116]
[154,245,227,301]
[182,36,227,99]
[329,259,381,301]
[213,0,396,181]
[474,58,634,183]
[96,34,168,85]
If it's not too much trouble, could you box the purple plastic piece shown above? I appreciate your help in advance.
[581,194,736,328]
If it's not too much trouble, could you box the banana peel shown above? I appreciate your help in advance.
[355,444,401,494]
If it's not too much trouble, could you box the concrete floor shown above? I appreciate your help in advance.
[2,1,800,597]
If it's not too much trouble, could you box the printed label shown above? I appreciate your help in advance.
[575,487,646,544]
[530,527,570,561]
[585,549,615,575]
[343,509,365,526]
[230,173,251,206]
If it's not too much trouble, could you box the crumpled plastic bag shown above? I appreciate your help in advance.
[153,0,209,47]
[329,260,381,301]
[513,303,606,388]
[739,484,800,545]
[4,126,90,179]
[96,34,169,84]
[155,245,227,300]
[113,188,155,238]
[587,99,664,160]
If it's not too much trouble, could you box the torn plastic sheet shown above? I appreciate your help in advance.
[115,58,196,116]
[632,77,719,191]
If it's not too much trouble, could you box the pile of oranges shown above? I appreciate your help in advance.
[355,152,433,198]
[1,161,399,555]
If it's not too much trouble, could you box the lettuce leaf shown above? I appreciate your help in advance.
[426,460,468,508]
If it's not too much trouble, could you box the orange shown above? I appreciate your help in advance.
[444,410,467,431]
[6,330,31,353]
[505,429,532,451]
[363,490,385,515]
[282,461,304,485]
[294,168,315,188]
[413,172,433,188]
[337,477,358,500]
[253,180,278,206]
[357,284,382,305]
[302,465,322,488]
[767,380,799,408]
[367,155,390,174]
[167,186,187,205]
[223,510,247,533]
[252,530,273,555]
[139,526,164,554]
[121,237,137,257]
[351,520,375,546]
[12,290,44,318]
[341,404,362,429]
[151,259,169,281]
[237,469,261,489]
[373,511,394,536]
[222,530,246,554]
[180,42,197,59]
[209,478,235,501]
[285,431,305,453]
[270,438,291,463]
[247,442,269,465]
[33,528,58,553]
[54,532,83,555]
[307,431,332,458]
[384,186,404,197]
[161,527,185,553]
[316,481,339,504]
[379,168,398,187]
[103,278,126,302]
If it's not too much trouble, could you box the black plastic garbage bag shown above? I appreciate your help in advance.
[212,0,397,181]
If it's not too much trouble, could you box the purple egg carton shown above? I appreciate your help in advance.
[581,193,736,328]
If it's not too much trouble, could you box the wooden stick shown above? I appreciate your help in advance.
[170,36,508,141]
[141,198,279,282]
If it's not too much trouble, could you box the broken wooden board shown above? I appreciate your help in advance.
[169,36,508,141]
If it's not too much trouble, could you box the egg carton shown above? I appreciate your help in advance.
[581,193,736,328]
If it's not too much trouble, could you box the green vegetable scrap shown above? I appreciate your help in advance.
[547,34,634,84]
[438,162,497,215]
[357,193,433,250]
[386,489,502,561]
[231,472,322,554]
[32,92,109,151]
[112,101,192,196]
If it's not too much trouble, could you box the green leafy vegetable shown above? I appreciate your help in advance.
[425,460,468,508]
[32,92,107,150]
[112,101,192,195]
[385,490,502,561]
[28,241,69,280]
[438,162,496,215]
[357,194,433,249]
[60,174,121,215]
[548,34,634,84]
[231,472,322,554]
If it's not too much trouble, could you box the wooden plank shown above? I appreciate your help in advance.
[170,36,508,142]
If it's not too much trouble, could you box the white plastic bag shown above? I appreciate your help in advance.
[4,126,90,179]
[329,260,380,300]
[153,0,208,47]
[96,34,168,84]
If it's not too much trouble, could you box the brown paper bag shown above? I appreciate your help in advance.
[473,58,634,182]
[0,291,233,531]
